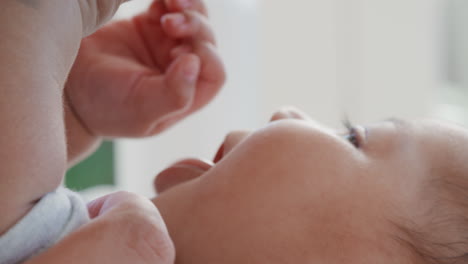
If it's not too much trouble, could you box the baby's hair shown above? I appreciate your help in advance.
[394,175,468,264]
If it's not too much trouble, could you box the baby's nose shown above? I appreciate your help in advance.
[270,106,312,122]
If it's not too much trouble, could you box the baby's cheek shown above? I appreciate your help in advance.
[361,156,426,226]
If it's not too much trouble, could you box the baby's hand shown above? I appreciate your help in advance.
[27,191,174,264]
[66,0,226,138]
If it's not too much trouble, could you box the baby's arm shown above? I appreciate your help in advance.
[0,0,84,234]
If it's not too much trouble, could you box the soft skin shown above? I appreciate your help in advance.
[0,0,222,262]
[66,0,225,165]
[151,108,468,263]
[26,191,175,264]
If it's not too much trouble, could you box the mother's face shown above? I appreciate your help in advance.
[152,108,468,263]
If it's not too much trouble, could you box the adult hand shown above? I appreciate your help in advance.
[26,191,175,264]
[66,0,226,138]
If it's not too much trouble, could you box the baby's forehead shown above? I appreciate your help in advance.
[415,120,468,177]
[418,120,468,148]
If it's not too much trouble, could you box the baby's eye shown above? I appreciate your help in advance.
[344,127,360,148]
[342,119,364,149]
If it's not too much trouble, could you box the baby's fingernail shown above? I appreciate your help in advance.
[178,0,192,9]
[184,58,199,83]
[162,13,186,26]
[171,45,192,58]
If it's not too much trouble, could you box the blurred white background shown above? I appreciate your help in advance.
[81,0,468,198]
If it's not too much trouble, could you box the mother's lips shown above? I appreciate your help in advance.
[154,158,213,194]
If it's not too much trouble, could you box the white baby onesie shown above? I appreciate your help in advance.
[0,188,89,264]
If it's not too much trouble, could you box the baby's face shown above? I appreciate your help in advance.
[152,108,468,263]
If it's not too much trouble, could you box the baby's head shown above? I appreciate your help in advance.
[390,119,468,263]
[152,107,468,263]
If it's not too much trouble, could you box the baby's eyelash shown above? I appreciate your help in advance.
[342,118,360,148]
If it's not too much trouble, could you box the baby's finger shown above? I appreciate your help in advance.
[170,44,193,60]
[87,191,159,219]
[147,42,225,135]
[131,54,200,135]
[192,41,226,106]
[164,0,208,17]
[85,191,175,264]
[161,11,215,44]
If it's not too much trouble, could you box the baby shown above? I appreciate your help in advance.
[2,0,465,262]
[150,107,468,263]
[0,0,224,263]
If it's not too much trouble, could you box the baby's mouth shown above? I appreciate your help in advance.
[155,132,242,194]
[155,158,214,194]
[213,143,225,163]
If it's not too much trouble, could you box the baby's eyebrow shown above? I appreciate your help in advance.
[383,117,408,129]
